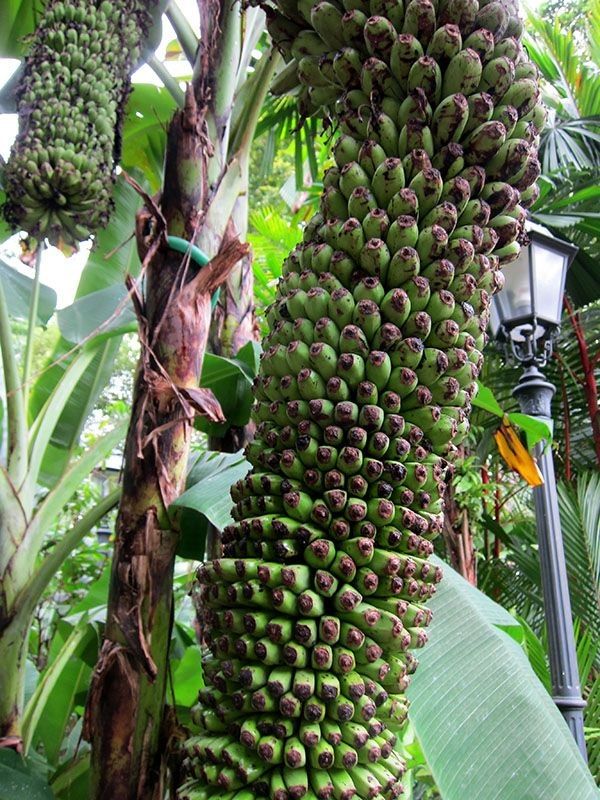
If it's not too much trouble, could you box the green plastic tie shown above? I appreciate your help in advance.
[166,235,220,310]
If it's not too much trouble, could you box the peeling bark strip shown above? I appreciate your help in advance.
[84,78,248,798]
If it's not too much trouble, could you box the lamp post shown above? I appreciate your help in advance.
[490,223,587,760]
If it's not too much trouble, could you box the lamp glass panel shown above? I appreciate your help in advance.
[489,301,501,338]
[497,246,532,321]
[509,321,545,342]
[531,242,567,324]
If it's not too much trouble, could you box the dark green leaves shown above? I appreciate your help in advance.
[0,750,53,800]
[198,341,260,436]
[172,450,250,559]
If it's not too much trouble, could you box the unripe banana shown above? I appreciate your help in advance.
[183,2,544,796]
[442,47,482,97]
[3,0,157,244]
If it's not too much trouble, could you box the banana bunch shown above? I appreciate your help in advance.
[2,0,154,246]
[179,1,544,798]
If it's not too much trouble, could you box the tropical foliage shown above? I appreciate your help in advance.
[0,0,598,798]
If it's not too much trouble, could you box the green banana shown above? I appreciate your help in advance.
[184,2,545,798]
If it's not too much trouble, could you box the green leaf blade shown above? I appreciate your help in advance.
[0,750,53,800]
[408,559,598,800]
[173,451,250,559]
[472,383,505,418]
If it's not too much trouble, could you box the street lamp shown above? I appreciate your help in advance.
[490,223,587,760]
[93,455,122,544]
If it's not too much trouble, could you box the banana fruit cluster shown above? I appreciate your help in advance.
[2,0,153,246]
[179,1,543,799]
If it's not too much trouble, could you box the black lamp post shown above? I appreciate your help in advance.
[490,224,587,760]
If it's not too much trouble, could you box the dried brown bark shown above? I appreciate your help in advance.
[84,86,248,800]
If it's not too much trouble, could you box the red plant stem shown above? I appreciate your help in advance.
[493,465,501,559]
[481,466,491,561]
[563,294,600,468]
[558,361,572,481]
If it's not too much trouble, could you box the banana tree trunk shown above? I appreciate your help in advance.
[0,613,30,747]
[85,3,277,796]
[84,93,246,800]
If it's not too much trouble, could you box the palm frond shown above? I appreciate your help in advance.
[477,513,545,631]
[540,116,600,173]
[478,469,600,652]
[585,674,600,782]
[574,618,600,687]
[525,11,600,171]
[254,92,330,192]
[549,301,600,474]
[588,0,600,69]
[558,472,600,636]
[248,205,303,311]
[531,172,600,304]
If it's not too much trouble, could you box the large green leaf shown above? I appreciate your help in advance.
[173,450,250,559]
[0,257,57,324]
[0,750,53,800]
[65,567,110,623]
[28,177,141,486]
[26,421,126,556]
[50,752,90,800]
[172,645,204,707]
[408,559,598,799]
[22,619,97,761]
[0,1,38,58]
[121,83,176,191]
[67,176,141,299]
[57,285,136,344]
[197,342,260,437]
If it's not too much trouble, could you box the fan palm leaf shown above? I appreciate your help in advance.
[480,473,600,644]
[525,8,600,172]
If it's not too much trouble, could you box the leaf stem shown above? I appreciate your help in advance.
[15,422,125,574]
[22,242,44,401]
[0,264,27,485]
[147,54,185,108]
[230,48,282,162]
[16,487,120,619]
[166,2,198,65]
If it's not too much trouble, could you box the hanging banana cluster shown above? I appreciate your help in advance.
[178,1,543,799]
[2,0,154,246]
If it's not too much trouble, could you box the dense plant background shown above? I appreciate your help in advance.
[0,0,598,797]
